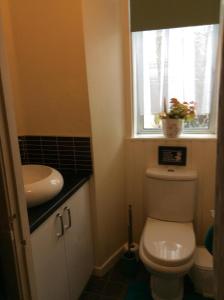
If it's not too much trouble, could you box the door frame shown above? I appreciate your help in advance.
[214,2,224,299]
[0,3,36,299]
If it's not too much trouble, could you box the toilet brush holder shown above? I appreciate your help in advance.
[124,242,139,260]
[121,248,139,277]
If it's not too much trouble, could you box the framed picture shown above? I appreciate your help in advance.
[158,146,187,166]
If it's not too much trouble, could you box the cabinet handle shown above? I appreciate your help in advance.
[56,213,64,238]
[63,207,72,230]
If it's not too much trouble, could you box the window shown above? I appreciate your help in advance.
[132,25,219,134]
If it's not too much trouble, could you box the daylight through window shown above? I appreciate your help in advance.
[132,25,219,134]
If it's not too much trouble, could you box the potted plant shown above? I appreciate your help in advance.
[160,98,196,138]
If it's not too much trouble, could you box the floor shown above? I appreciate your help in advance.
[79,258,213,300]
[79,259,130,300]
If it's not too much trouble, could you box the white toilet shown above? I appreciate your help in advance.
[139,168,197,300]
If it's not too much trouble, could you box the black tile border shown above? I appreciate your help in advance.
[19,136,92,173]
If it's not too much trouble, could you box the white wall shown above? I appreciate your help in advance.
[126,137,217,245]
[82,0,126,267]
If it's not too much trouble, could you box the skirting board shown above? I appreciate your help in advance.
[93,244,126,277]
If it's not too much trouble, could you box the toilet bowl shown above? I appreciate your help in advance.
[140,218,196,300]
[141,168,197,300]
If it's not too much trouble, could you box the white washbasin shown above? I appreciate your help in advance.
[22,164,64,208]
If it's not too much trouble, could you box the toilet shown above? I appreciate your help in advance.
[190,246,214,298]
[139,168,197,300]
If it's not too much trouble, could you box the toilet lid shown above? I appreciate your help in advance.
[142,218,195,267]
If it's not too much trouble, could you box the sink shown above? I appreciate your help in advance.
[22,164,64,207]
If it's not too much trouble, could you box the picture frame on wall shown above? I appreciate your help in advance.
[158,146,187,166]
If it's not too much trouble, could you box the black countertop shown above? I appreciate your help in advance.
[28,171,91,233]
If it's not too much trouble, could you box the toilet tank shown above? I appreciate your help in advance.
[145,168,197,222]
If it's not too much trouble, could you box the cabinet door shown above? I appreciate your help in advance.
[31,210,70,300]
[63,182,94,300]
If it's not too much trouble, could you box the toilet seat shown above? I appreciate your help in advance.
[141,218,195,268]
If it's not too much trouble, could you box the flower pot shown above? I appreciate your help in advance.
[162,119,184,138]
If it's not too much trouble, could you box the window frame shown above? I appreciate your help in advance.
[132,26,219,136]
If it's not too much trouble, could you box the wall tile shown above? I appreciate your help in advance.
[18,136,92,173]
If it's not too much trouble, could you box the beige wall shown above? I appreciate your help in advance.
[126,138,217,245]
[0,1,26,134]
[8,0,90,136]
[82,0,126,267]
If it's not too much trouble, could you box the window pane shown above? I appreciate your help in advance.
[132,25,219,133]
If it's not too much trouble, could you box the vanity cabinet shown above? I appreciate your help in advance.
[31,181,94,300]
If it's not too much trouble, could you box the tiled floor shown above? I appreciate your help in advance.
[79,259,212,300]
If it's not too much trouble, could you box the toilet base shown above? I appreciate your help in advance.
[150,274,183,300]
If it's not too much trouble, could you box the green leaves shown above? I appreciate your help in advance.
[160,98,196,121]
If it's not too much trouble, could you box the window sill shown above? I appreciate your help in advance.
[130,133,217,141]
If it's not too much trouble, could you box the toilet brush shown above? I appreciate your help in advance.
[126,205,139,257]
[121,205,138,277]
[127,205,134,257]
